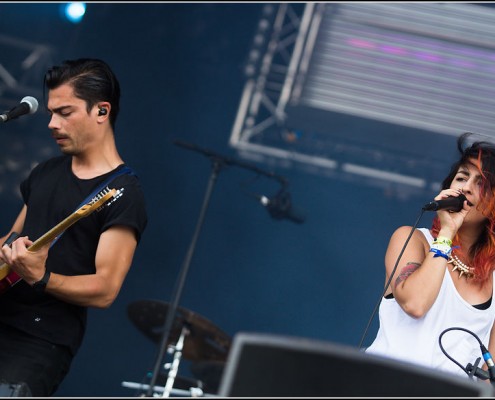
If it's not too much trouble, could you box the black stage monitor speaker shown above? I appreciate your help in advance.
[218,332,495,397]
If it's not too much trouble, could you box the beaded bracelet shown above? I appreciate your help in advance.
[429,247,449,260]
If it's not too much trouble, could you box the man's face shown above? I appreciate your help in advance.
[47,84,100,155]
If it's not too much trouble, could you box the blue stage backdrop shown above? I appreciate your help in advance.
[0,3,469,397]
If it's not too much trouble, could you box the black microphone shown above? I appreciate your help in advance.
[0,96,39,123]
[258,190,306,224]
[422,194,467,212]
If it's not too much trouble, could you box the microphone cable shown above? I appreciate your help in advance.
[358,208,426,349]
[438,327,487,379]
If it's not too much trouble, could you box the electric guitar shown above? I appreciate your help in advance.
[0,187,122,293]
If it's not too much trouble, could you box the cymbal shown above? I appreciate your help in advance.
[127,299,232,362]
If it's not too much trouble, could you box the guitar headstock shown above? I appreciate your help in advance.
[76,187,123,217]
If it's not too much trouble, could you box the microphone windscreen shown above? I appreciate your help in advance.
[21,96,39,114]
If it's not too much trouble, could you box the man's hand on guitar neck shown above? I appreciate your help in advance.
[2,232,19,248]
[0,231,19,265]
[1,235,50,286]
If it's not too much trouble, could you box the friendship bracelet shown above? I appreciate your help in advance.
[429,247,449,260]
[434,236,453,247]
[430,242,452,256]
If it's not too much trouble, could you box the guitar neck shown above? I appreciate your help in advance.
[0,209,87,280]
[28,212,86,251]
[0,187,118,282]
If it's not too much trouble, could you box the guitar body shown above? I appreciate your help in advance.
[0,271,20,293]
[0,187,121,294]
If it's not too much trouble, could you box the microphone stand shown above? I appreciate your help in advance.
[145,140,286,397]
[466,357,489,381]
[172,140,289,185]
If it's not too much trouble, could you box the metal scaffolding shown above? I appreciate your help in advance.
[0,34,57,200]
[229,3,495,199]
[0,33,55,109]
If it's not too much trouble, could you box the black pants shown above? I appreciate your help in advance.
[0,323,73,396]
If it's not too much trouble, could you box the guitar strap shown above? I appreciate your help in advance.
[50,165,135,248]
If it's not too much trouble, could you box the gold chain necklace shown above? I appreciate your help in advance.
[447,254,476,279]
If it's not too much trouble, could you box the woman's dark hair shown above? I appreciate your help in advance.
[441,132,495,194]
[44,58,120,128]
[432,132,495,284]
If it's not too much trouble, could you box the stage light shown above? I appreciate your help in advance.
[63,2,86,24]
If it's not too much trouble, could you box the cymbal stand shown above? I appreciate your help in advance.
[121,382,206,397]
[146,140,288,397]
[162,325,189,397]
[146,147,223,397]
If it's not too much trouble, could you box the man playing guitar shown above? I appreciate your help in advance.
[0,58,147,396]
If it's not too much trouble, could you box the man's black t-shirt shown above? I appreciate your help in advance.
[0,155,147,355]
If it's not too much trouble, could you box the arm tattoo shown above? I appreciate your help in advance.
[395,262,421,288]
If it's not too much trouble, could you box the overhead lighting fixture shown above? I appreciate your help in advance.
[63,2,86,24]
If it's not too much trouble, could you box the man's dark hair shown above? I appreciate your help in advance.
[44,58,120,128]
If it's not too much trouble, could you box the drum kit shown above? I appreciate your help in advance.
[121,299,232,397]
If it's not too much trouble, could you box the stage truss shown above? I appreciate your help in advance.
[229,3,495,199]
[0,33,57,200]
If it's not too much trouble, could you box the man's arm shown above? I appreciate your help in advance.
[3,224,138,308]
